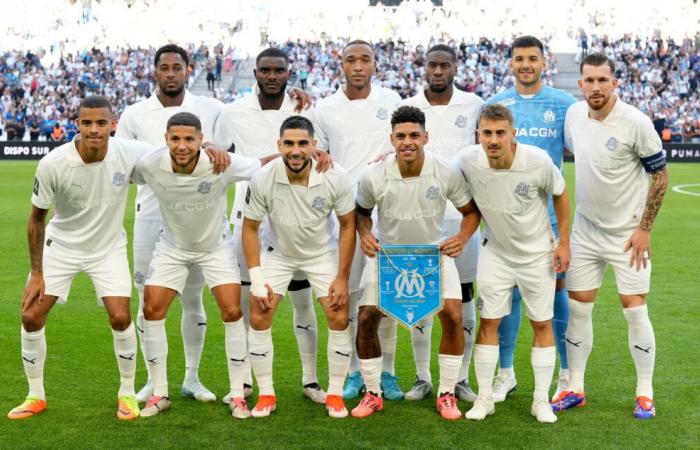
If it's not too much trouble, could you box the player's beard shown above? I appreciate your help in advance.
[258,80,288,99]
[427,76,452,93]
[160,82,185,98]
[283,154,310,173]
[586,92,611,110]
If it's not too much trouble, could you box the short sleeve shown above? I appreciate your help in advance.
[312,109,329,151]
[564,109,574,153]
[333,172,355,216]
[355,168,376,210]
[222,154,262,184]
[634,116,663,159]
[242,174,267,222]
[542,157,566,196]
[446,164,472,209]
[212,109,235,150]
[131,160,147,185]
[31,159,55,209]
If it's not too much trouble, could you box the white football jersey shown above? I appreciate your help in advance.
[457,143,565,266]
[314,85,401,184]
[356,152,471,245]
[131,148,260,252]
[212,90,315,226]
[32,138,153,257]
[403,87,482,221]
[115,91,224,220]
[565,99,663,232]
[244,158,355,260]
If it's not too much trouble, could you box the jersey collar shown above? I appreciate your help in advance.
[147,90,195,110]
[248,84,296,112]
[66,137,116,166]
[273,157,322,186]
[386,152,434,180]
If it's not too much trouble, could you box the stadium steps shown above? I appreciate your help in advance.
[553,53,583,99]
[188,64,236,98]
[231,58,256,94]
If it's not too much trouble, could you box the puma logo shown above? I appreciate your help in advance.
[566,338,581,347]
[230,357,246,363]
[463,326,473,335]
[296,325,312,331]
[250,351,269,358]
[335,351,350,358]
[22,356,36,365]
[634,345,652,354]
[119,353,135,361]
[147,357,158,364]
[197,322,207,327]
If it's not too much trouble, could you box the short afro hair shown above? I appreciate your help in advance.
[427,44,457,62]
[154,44,190,68]
[391,106,426,129]
[256,47,289,65]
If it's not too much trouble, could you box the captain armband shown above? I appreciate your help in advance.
[640,151,667,173]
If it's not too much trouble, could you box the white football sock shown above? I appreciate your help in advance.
[144,319,168,397]
[474,344,499,399]
[135,288,151,382]
[248,327,274,396]
[348,291,360,373]
[21,326,46,400]
[359,357,383,395]
[327,327,352,396]
[112,322,137,397]
[460,300,476,382]
[224,319,247,398]
[240,284,253,386]
[289,287,318,386]
[411,317,433,383]
[566,299,594,393]
[379,317,397,375]
[438,354,462,395]
[180,282,206,383]
[531,346,556,402]
[623,305,655,398]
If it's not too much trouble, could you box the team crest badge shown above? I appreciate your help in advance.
[112,172,126,187]
[605,136,619,151]
[514,181,529,198]
[311,196,326,210]
[543,110,556,123]
[33,177,40,195]
[425,185,440,200]
[197,181,212,194]
[454,114,468,128]
[477,297,484,311]
[134,271,144,285]
[376,107,389,120]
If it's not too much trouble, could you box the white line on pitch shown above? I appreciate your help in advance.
[672,184,700,197]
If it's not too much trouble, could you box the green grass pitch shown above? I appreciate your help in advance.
[0,161,698,448]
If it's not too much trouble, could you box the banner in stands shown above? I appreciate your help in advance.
[1,141,700,162]
[563,143,700,163]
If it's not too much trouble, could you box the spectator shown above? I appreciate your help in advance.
[50,122,65,142]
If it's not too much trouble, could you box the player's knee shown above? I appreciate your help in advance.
[438,306,462,334]
[249,311,271,331]
[530,319,552,335]
[357,307,381,336]
[142,302,167,321]
[219,305,242,323]
[477,318,500,339]
[327,309,348,330]
[108,310,132,331]
[21,309,47,332]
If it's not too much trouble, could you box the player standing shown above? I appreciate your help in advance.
[314,40,404,400]
[8,96,153,420]
[553,53,668,419]
[401,44,483,402]
[213,48,325,404]
[242,116,356,418]
[459,104,570,423]
[484,36,577,402]
[115,44,223,403]
[132,112,269,418]
[352,106,481,420]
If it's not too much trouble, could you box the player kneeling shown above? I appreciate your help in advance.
[132,112,271,419]
[242,116,355,418]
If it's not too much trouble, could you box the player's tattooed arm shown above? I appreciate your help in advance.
[23,206,49,311]
[552,187,571,273]
[355,203,380,258]
[625,167,669,270]
[639,167,669,232]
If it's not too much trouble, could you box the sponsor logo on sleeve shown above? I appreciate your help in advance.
[33,177,39,195]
